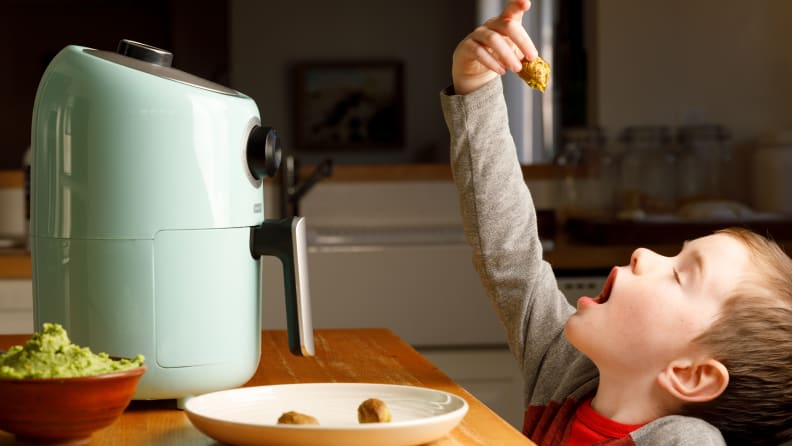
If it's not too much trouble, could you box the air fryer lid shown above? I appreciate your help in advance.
[85,39,240,96]
[89,39,281,182]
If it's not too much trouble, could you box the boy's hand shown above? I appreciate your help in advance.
[451,0,538,95]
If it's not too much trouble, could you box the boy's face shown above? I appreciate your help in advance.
[564,233,750,375]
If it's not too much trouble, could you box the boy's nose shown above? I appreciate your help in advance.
[630,247,660,274]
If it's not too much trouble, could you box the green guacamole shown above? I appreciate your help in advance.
[0,323,144,379]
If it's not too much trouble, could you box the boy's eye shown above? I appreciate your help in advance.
[673,268,681,285]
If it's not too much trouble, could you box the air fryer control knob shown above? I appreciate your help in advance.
[247,126,282,179]
[116,39,173,67]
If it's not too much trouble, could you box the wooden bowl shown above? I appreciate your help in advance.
[0,365,146,444]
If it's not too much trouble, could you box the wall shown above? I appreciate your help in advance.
[0,0,229,170]
[228,0,475,165]
[596,1,792,143]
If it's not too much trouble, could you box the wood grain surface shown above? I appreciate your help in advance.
[0,329,534,446]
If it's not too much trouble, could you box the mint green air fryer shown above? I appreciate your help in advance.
[30,40,314,401]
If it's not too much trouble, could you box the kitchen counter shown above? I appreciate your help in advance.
[0,249,29,279]
[3,161,789,276]
[3,242,625,279]
[298,163,560,182]
[5,235,788,279]
[545,234,680,270]
[0,246,626,281]
[0,328,534,446]
[5,232,792,278]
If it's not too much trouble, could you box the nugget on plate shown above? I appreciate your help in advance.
[358,398,392,423]
[277,411,319,425]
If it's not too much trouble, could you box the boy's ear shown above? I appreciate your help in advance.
[657,358,729,403]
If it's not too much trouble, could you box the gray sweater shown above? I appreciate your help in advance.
[440,78,725,446]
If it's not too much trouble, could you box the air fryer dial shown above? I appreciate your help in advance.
[246,126,282,179]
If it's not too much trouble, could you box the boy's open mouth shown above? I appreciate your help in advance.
[592,267,617,304]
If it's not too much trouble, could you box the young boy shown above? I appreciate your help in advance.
[440,1,791,444]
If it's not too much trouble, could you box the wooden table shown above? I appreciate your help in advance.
[0,329,534,445]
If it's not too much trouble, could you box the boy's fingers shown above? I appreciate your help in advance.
[458,36,507,75]
[509,26,538,62]
[496,0,538,62]
[473,44,508,75]
[500,0,531,21]
[470,27,522,72]
[482,17,537,67]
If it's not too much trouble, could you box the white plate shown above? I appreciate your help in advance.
[184,383,468,446]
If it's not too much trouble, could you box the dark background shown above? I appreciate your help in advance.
[0,0,229,169]
[0,0,587,169]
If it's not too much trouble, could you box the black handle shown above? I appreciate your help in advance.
[250,217,314,356]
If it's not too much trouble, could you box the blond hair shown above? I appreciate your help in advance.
[683,227,792,445]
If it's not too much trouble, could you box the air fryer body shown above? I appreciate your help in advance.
[31,44,268,399]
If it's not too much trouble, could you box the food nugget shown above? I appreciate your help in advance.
[518,56,550,92]
[277,411,319,425]
[357,398,392,423]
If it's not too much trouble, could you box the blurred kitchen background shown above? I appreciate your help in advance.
[1,0,792,429]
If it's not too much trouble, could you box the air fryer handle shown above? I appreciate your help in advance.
[250,217,315,356]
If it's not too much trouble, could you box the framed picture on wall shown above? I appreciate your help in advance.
[292,61,405,151]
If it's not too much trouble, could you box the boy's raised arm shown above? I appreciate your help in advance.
[440,2,580,391]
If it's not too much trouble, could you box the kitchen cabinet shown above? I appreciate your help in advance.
[0,247,34,334]
[0,279,33,334]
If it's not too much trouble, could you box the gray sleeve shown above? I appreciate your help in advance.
[632,416,726,446]
[440,79,595,404]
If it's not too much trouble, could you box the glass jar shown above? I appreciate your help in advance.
[618,125,676,215]
[556,127,617,215]
[675,124,732,205]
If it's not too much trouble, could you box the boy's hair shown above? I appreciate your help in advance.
[682,227,792,446]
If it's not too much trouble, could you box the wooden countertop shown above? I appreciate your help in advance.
[0,249,30,279]
[0,328,534,446]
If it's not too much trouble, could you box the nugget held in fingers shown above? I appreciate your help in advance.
[518,56,550,92]
[277,411,319,425]
[357,398,392,423]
